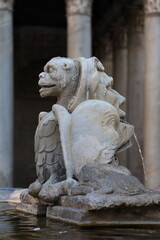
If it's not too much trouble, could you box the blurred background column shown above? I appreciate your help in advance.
[113,22,128,111]
[0,0,14,187]
[65,0,93,58]
[127,6,145,183]
[98,34,113,77]
[112,22,128,167]
[144,0,160,189]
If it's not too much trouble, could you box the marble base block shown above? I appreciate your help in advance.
[16,203,47,216]
[47,205,160,227]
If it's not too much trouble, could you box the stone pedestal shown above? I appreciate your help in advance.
[16,189,160,227]
[127,7,145,183]
[46,191,160,226]
[0,0,14,187]
[16,189,48,216]
[17,203,47,216]
[144,0,160,189]
[47,205,160,227]
[65,0,93,58]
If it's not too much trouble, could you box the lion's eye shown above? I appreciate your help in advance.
[63,63,70,70]
[49,66,56,73]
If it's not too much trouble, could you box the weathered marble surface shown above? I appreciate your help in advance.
[60,191,160,210]
[37,100,134,203]
[47,205,160,227]
[28,56,130,203]
[18,57,160,225]
[17,203,47,216]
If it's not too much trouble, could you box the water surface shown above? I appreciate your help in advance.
[0,206,160,240]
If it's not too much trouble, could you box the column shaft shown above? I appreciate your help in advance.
[113,27,128,167]
[144,0,160,189]
[100,35,113,77]
[127,8,145,183]
[113,48,128,99]
[113,27,128,108]
[66,0,93,58]
[67,14,91,58]
[0,0,14,187]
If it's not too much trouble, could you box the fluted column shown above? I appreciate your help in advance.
[0,0,14,187]
[144,0,160,189]
[65,0,93,58]
[127,7,145,183]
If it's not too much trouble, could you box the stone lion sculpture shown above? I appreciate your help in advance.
[28,56,134,202]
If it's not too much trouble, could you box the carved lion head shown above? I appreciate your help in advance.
[38,57,79,98]
[38,56,125,119]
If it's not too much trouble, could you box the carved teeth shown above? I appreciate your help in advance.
[40,84,56,88]
[39,84,56,93]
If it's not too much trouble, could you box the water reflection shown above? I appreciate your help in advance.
[0,210,160,240]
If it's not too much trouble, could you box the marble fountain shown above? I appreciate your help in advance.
[1,57,160,239]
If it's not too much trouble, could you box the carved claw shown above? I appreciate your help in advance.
[63,178,79,195]
[38,178,78,203]
[28,179,42,198]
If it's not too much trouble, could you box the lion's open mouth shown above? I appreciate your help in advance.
[116,140,132,153]
[39,84,56,92]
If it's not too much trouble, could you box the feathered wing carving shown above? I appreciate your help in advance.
[34,111,65,184]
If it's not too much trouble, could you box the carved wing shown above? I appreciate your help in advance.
[34,111,65,183]
[35,111,57,154]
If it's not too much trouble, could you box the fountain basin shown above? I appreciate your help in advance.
[15,188,160,227]
[1,188,160,239]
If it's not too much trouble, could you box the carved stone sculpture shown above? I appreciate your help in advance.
[38,100,134,202]
[28,56,129,200]
[17,56,160,226]
[27,56,154,205]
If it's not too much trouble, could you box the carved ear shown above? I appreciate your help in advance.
[67,57,88,112]
[67,57,109,112]
[87,57,113,97]
[93,57,105,72]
